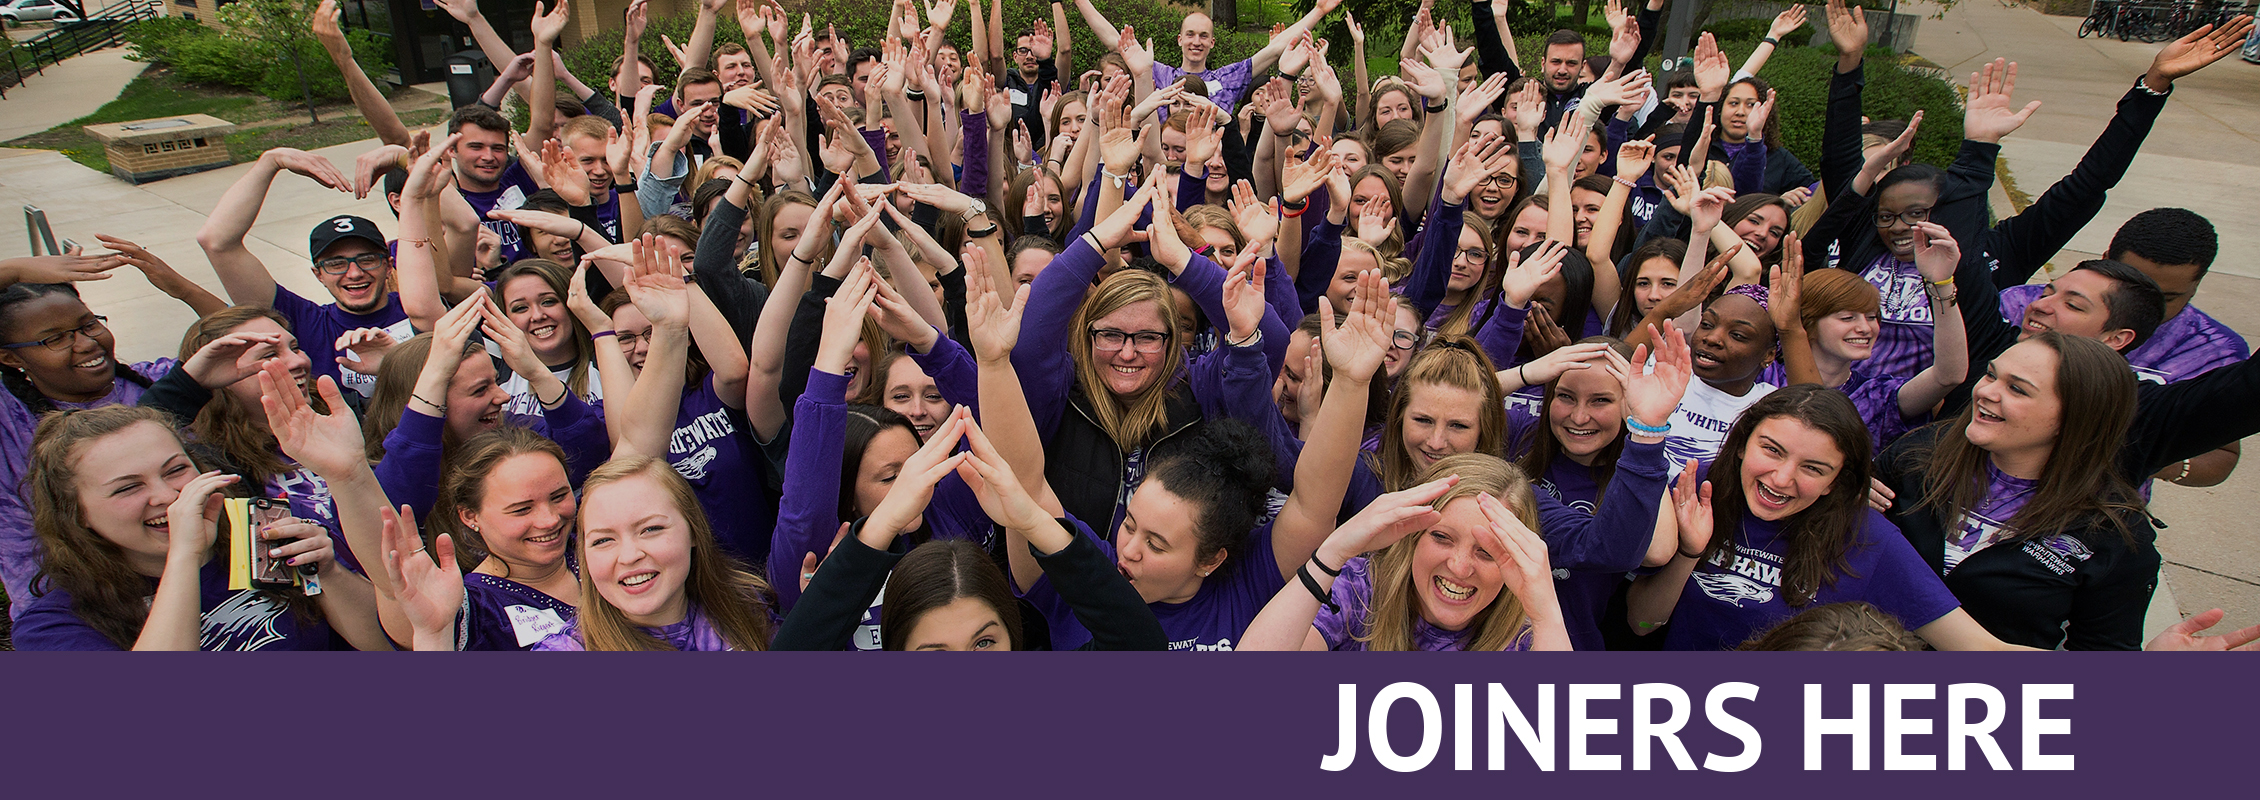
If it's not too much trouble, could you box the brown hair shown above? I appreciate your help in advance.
[1515,336,1636,503]
[432,427,571,571]
[1005,165,1073,242]
[25,408,216,647]
[177,306,319,486]
[1182,205,1243,252]
[1066,270,1188,449]
[1377,335,1508,491]
[1797,268,1881,333]
[1345,165,1409,263]
[1915,333,2143,547]
[1722,192,1792,266]
[1431,216,1497,338]
[1700,385,1875,607]
[1737,601,1929,650]
[361,332,481,462]
[488,259,596,400]
[572,457,776,651]
[1358,453,1541,651]
[756,188,821,285]
[878,539,1023,650]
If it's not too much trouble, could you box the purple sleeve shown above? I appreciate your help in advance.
[1534,439,1668,573]
[960,110,991,198]
[10,595,123,650]
[1400,198,1464,321]
[1858,511,1964,630]
[860,128,892,179]
[1473,300,1528,368]
[1189,338,1299,486]
[908,330,980,415]
[1730,142,1766,196]
[1600,116,1632,176]
[1209,59,1257,114]
[1295,218,1345,316]
[1168,250,1289,372]
[1176,168,1207,212]
[373,409,448,522]
[528,392,609,487]
[1011,238,1107,438]
[0,493,34,618]
[1263,251,1302,331]
[770,368,852,612]
[1067,170,1107,241]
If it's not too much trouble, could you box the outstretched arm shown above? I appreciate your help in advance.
[196,149,348,307]
[1249,0,1339,76]
[1071,0,1121,52]
[313,0,410,147]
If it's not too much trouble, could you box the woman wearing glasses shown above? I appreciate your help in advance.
[0,246,228,623]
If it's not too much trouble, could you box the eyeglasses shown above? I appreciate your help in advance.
[614,330,651,349]
[1476,175,1516,190]
[1874,206,1932,228]
[1091,329,1169,354]
[1456,247,1489,263]
[1391,329,1422,352]
[315,252,388,276]
[3,316,107,351]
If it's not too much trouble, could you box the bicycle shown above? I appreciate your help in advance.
[2081,0,2117,37]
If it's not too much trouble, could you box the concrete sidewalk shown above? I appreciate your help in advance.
[1913,0,2260,631]
[0,139,400,364]
[0,46,148,142]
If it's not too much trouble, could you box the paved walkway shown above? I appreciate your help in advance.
[1913,0,2260,631]
[0,46,147,142]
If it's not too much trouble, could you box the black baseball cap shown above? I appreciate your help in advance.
[309,215,388,260]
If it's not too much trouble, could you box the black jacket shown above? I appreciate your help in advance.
[1978,78,2171,289]
[770,517,1164,651]
[1877,425,2159,650]
[1046,385,1205,538]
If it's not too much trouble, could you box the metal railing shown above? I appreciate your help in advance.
[23,205,76,258]
[1,0,161,99]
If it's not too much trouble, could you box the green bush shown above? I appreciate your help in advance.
[123,2,392,103]
[1703,17,1814,47]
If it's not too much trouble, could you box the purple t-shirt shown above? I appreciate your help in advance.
[1664,508,1961,651]
[1536,456,1620,652]
[1313,556,1534,651]
[1855,254,1936,380]
[458,160,541,263]
[0,357,173,617]
[270,285,414,398]
[1941,465,2039,575]
[535,603,734,651]
[1151,59,1258,114]
[458,572,575,651]
[1999,284,2249,385]
[668,380,774,567]
[1025,515,1283,651]
[13,559,331,650]
[1759,362,1921,453]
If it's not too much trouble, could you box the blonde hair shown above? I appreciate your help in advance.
[1376,336,1507,491]
[1357,453,1541,651]
[1066,270,1186,449]
[571,457,776,651]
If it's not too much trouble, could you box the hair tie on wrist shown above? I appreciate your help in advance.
[1308,555,1341,578]
[591,330,616,340]
[1625,415,1672,436]
[411,393,447,413]
[1296,563,1340,614]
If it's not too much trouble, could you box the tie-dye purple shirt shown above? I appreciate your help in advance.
[1941,465,2039,575]
[1998,285,2249,385]
[534,604,734,651]
[1313,556,1534,651]
[1856,254,1938,380]
[1759,362,1922,452]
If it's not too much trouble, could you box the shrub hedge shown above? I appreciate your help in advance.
[123,4,392,103]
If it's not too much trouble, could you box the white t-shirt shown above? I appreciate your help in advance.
[1665,379,1777,478]
[499,358,603,419]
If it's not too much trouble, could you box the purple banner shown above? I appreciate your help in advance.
[2,653,2245,797]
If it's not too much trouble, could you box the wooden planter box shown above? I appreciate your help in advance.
[82,114,236,184]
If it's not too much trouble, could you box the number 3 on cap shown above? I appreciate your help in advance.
[335,218,356,233]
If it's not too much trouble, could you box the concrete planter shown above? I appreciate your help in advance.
[82,114,236,183]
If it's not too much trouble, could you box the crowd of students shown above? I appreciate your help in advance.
[3,0,2258,652]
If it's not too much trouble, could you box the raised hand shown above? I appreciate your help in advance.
[1473,492,1558,621]
[529,0,569,45]
[1320,269,1396,382]
[1457,72,1511,127]
[1825,0,1869,64]
[257,359,364,477]
[1616,323,1692,431]
[870,267,940,352]
[1280,147,1337,204]
[1687,185,1736,233]
[1540,121,1581,174]
[1909,220,1961,285]
[431,0,482,23]
[1181,101,1223,171]
[181,327,286,390]
[863,406,974,539]
[1692,32,1730,98]
[1499,239,1567,308]
[1616,135,1656,182]
[1767,236,1805,336]
[1963,58,2040,144]
[1512,340,1610,388]
[333,328,398,373]
[954,409,1052,532]
[1669,461,1715,557]
[1744,87,1776,139]
[1441,130,1516,205]
[1769,3,1809,41]
[165,470,240,561]
[1228,180,1279,250]
[268,147,351,193]
[1219,250,1270,344]
[1584,68,1652,110]
[1088,172,1162,249]
[378,504,464,649]
[1312,477,1456,570]
[1652,242,1737,322]
[1524,301,1573,358]
[349,143,409,200]
[1419,18,1471,73]
[1855,109,1920,193]
[1507,80,1545,138]
[2149,15,2256,89]
[964,247,1028,363]
[1397,57,1448,100]
[624,235,692,333]
[1145,186,1194,271]
[816,260,878,374]
[0,252,123,284]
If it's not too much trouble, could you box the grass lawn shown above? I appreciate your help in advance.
[2,67,447,174]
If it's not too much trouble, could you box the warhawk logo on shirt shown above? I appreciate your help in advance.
[2021,534,2093,576]
[1695,545,1784,607]
[1695,572,1776,607]
[201,590,291,651]
[669,407,738,481]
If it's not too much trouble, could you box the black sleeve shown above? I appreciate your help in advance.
[1818,62,1867,205]
[1805,185,1868,271]
[1938,236,2027,417]
[1985,81,2170,289]
[1470,2,1523,83]
[718,106,754,162]
[940,259,970,348]
[691,196,768,345]
[580,91,625,130]
[2125,354,2260,480]
[778,273,844,410]
[1222,118,1254,187]
[2060,525,2160,651]
[1035,532,1167,650]
[769,521,901,651]
[1624,5,1662,70]
[135,364,212,427]
[1770,146,1815,196]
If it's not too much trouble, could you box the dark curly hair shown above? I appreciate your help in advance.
[1143,418,1277,570]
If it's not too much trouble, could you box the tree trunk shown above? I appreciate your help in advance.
[1213,0,1238,30]
[1573,0,1593,28]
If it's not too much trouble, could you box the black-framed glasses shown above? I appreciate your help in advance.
[1456,247,1490,263]
[1391,329,1422,352]
[1476,174,1516,190]
[315,252,388,276]
[1874,206,1932,228]
[3,316,107,351]
[1092,329,1169,354]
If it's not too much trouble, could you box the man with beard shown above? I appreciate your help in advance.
[1071,0,1340,114]
[196,149,419,397]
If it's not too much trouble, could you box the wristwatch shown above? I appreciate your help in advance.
[961,198,989,222]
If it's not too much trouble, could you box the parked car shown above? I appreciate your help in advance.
[2244,18,2259,64]
[0,0,81,23]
